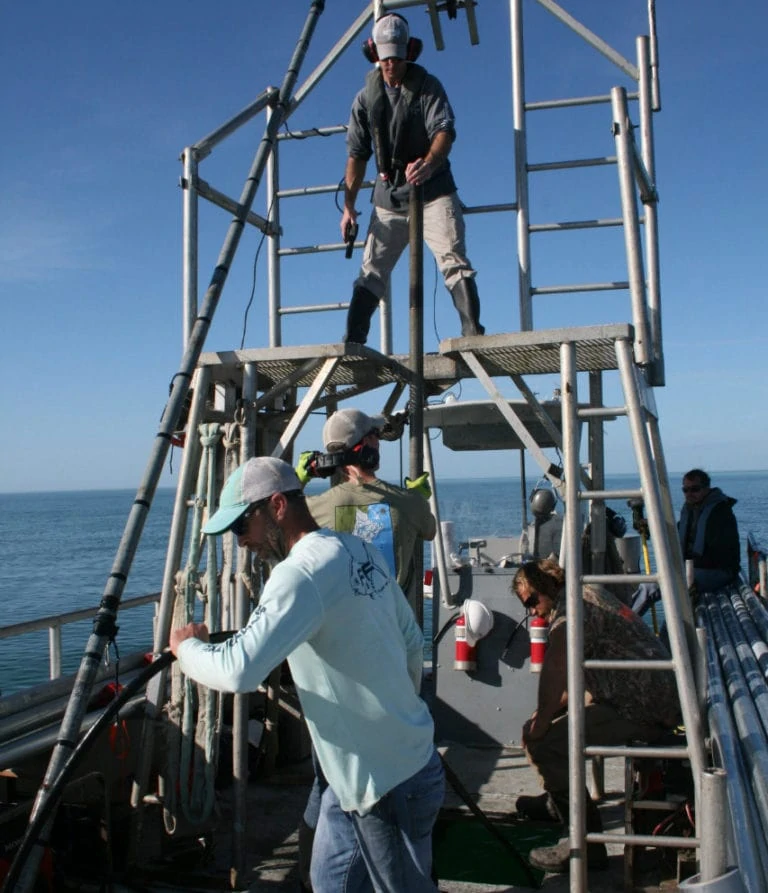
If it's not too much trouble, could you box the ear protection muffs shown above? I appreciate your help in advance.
[362,13,423,64]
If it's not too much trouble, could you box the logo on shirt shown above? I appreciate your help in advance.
[349,543,390,600]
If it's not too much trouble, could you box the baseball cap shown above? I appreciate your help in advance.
[203,457,301,535]
[322,409,386,452]
[372,14,409,60]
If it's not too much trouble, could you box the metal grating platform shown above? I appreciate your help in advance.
[197,343,418,391]
[439,324,635,376]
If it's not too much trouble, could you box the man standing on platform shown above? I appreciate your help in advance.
[340,12,485,344]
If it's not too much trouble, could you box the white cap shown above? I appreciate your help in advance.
[372,14,409,60]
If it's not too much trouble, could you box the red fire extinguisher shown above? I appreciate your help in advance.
[529,616,549,673]
[454,614,476,671]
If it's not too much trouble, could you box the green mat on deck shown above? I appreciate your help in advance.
[433,816,562,887]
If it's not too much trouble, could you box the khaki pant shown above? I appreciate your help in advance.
[355,192,476,296]
[525,703,665,793]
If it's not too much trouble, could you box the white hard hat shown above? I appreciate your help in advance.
[462,599,494,645]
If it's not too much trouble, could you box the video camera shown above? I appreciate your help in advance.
[303,443,381,479]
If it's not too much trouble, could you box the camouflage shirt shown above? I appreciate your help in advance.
[549,585,681,728]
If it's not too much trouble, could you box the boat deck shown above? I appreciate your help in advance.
[116,743,681,892]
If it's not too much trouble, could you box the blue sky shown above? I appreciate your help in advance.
[2,1,766,493]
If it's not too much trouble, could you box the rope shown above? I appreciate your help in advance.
[164,423,223,831]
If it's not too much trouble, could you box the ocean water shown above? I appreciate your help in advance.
[1,472,767,697]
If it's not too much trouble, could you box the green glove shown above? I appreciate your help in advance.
[405,472,431,499]
[296,450,319,487]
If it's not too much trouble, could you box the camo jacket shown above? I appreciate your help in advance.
[549,584,681,728]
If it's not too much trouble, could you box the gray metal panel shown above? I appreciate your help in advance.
[431,569,539,747]
[424,399,563,451]
[439,324,634,375]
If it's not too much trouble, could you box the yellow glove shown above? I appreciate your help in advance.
[405,472,431,499]
[295,451,319,487]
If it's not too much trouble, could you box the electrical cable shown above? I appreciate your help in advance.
[3,632,234,893]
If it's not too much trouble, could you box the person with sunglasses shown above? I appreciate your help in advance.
[678,468,740,592]
[294,407,437,890]
[510,558,680,874]
[170,456,444,893]
[632,469,740,619]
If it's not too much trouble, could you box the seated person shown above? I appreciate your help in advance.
[512,559,680,874]
[632,468,741,616]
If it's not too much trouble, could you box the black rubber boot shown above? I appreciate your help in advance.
[528,791,608,874]
[449,277,485,337]
[297,817,315,892]
[514,791,562,824]
[343,285,379,345]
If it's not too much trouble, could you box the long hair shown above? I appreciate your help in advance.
[512,558,564,598]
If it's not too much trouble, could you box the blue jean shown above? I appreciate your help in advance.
[310,748,444,893]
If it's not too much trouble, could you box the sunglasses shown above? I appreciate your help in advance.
[229,497,270,536]
[682,485,703,494]
[522,592,540,610]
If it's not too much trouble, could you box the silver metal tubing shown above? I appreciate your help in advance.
[615,338,706,809]
[423,433,456,609]
[700,768,729,882]
[527,92,638,111]
[531,281,629,295]
[267,105,282,347]
[702,601,768,891]
[535,0,638,80]
[638,35,664,384]
[278,180,374,199]
[460,202,518,215]
[612,87,651,365]
[582,573,659,586]
[192,87,279,158]
[276,124,347,140]
[578,488,643,501]
[530,217,625,233]
[182,148,199,349]
[560,340,588,890]
[586,744,689,759]
[291,6,371,112]
[231,363,258,885]
[195,177,273,234]
[647,0,661,111]
[589,832,698,849]
[511,0,532,330]
[278,242,364,256]
[583,659,674,671]
[705,589,768,846]
[528,156,616,172]
[577,406,627,419]
[279,302,349,315]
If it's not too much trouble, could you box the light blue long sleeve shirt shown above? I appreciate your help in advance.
[177,528,435,814]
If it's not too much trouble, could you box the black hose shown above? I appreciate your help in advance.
[3,631,234,893]
[439,753,540,888]
[432,611,460,648]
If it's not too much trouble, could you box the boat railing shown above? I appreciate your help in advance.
[0,592,160,686]
[697,583,768,891]
[746,531,767,599]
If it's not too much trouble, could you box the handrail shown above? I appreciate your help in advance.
[0,593,160,687]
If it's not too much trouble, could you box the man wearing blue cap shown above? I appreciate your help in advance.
[170,456,444,893]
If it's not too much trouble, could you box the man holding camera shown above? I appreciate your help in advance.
[298,407,436,612]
